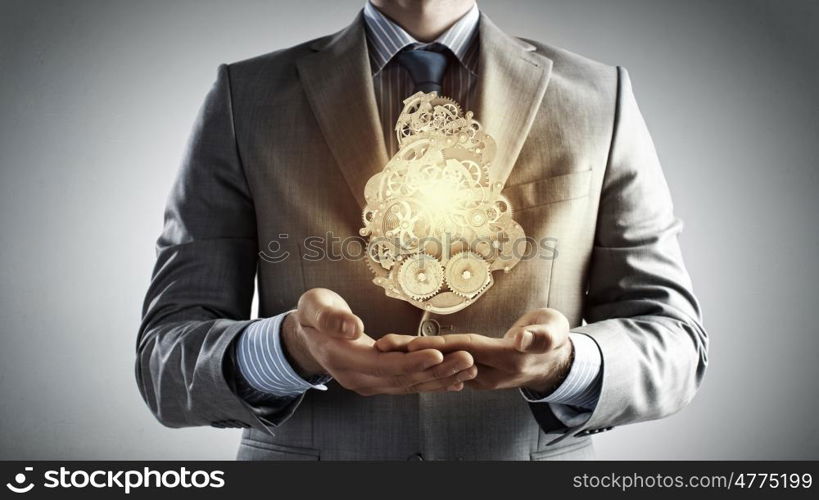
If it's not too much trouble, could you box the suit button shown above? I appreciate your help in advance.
[408,453,424,461]
[420,319,440,336]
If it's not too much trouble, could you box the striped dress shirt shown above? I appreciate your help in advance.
[235,2,601,422]
[364,0,480,156]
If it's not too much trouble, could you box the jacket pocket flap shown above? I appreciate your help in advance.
[502,169,593,211]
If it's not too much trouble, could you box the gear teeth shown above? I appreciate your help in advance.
[362,91,525,314]
[430,96,462,114]
[362,208,377,227]
[396,92,469,146]
[365,256,381,274]
[444,251,491,298]
[398,253,444,301]
[366,240,397,272]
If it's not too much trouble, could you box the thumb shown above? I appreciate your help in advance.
[508,324,556,354]
[297,288,363,339]
[374,334,416,352]
[506,308,570,353]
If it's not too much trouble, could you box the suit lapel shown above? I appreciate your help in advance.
[475,15,553,186]
[296,13,551,206]
[297,13,388,208]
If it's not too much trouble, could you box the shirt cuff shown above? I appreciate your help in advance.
[519,332,602,409]
[235,311,332,398]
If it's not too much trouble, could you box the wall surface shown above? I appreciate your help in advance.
[1,0,817,459]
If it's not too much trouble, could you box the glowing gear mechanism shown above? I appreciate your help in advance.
[360,92,526,314]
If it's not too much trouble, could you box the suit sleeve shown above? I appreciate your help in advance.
[533,67,709,440]
[135,64,304,432]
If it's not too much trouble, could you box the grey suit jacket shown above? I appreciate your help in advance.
[136,12,708,460]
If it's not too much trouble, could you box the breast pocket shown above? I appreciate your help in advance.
[491,169,594,312]
[502,169,593,212]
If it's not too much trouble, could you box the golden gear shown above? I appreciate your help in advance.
[398,253,444,301]
[365,241,395,271]
[445,251,491,298]
[361,91,527,314]
[361,208,377,228]
[395,94,464,145]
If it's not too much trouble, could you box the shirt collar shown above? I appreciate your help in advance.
[363,1,480,77]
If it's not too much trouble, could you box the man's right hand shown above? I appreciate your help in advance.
[280,288,477,395]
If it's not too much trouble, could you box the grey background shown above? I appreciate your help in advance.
[1,0,817,460]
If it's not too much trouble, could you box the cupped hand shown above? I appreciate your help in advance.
[375,308,573,394]
[281,288,477,395]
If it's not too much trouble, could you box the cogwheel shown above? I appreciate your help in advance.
[398,253,444,300]
[396,137,433,162]
[401,93,428,115]
[367,240,397,271]
[493,197,512,218]
[445,251,491,298]
[362,208,378,227]
[467,208,489,227]
[366,254,388,277]
[430,95,462,114]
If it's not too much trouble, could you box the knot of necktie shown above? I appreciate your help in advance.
[395,45,450,94]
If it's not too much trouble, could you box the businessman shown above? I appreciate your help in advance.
[137,0,708,460]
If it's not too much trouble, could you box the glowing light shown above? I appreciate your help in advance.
[360,92,527,314]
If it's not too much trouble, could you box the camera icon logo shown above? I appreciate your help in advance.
[6,467,35,494]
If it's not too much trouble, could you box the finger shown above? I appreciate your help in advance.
[512,320,570,354]
[408,365,478,393]
[509,309,544,328]
[402,350,473,386]
[331,341,444,376]
[406,333,506,357]
[297,288,363,339]
[463,364,510,391]
[342,351,473,394]
[374,333,417,352]
[511,325,551,354]
[506,309,569,352]
[407,335,512,370]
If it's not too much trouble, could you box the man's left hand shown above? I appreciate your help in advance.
[375,308,574,394]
